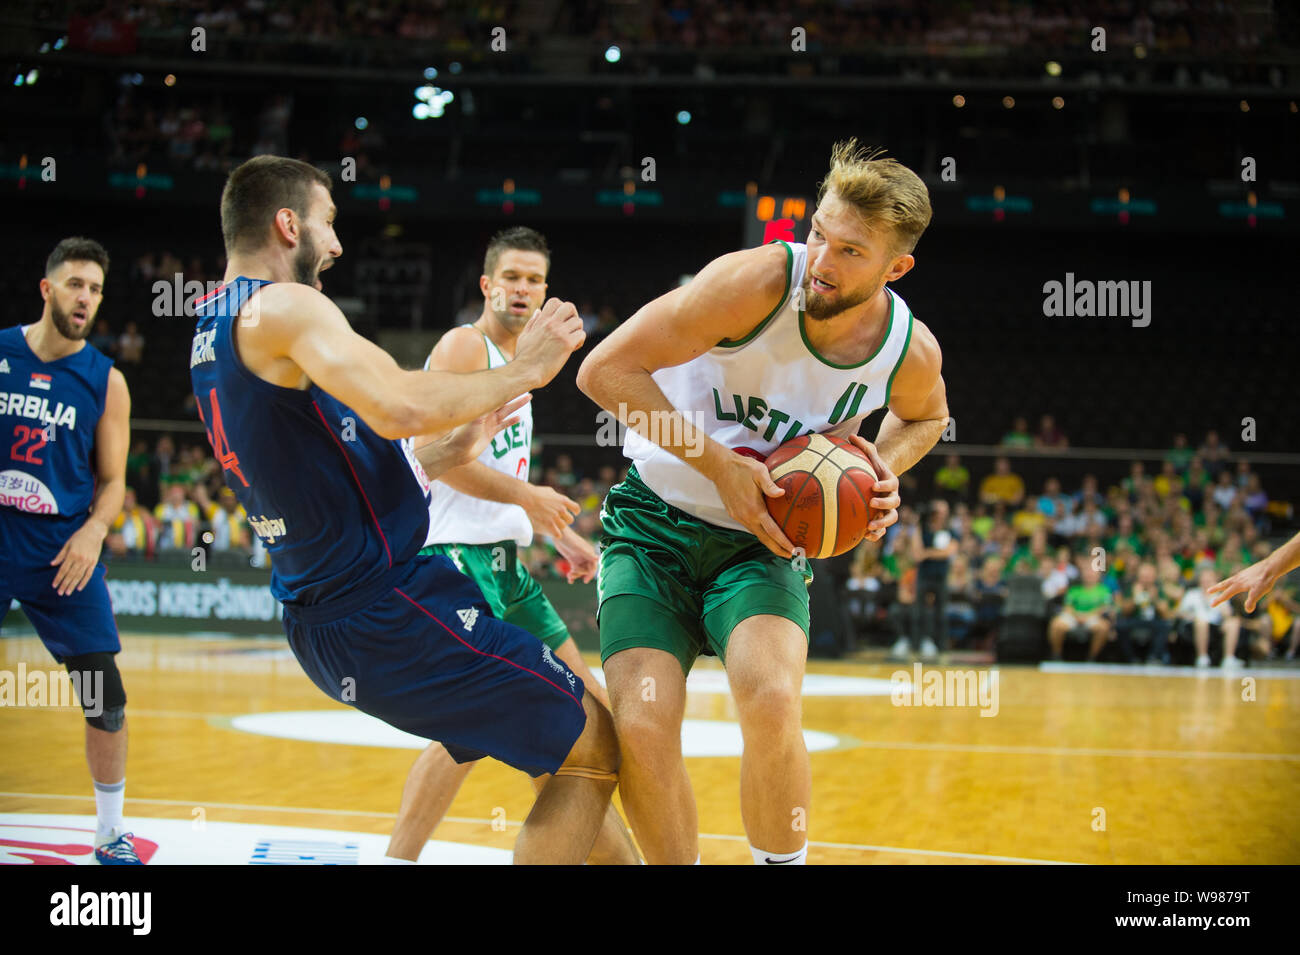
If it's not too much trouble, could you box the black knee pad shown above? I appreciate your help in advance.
[64,652,126,731]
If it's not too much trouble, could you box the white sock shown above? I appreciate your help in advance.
[382,855,417,865]
[751,843,807,865]
[94,778,125,840]
[694,855,701,865]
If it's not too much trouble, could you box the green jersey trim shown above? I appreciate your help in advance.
[717,239,793,349]
[798,287,896,370]
[882,305,915,407]
[470,324,493,369]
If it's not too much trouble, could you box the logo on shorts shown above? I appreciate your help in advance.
[541,645,577,690]
[456,608,479,631]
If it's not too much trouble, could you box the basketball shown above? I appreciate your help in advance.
[764,433,878,559]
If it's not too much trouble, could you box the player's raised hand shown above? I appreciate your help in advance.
[523,484,581,539]
[515,297,585,388]
[846,435,900,543]
[441,393,532,466]
[712,451,795,559]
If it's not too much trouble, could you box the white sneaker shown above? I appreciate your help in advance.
[1221,655,1243,670]
[919,638,940,660]
[1195,654,1211,668]
[889,637,911,658]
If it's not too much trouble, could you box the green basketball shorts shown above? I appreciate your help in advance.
[596,466,812,676]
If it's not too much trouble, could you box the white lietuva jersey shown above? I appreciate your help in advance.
[624,240,915,531]
[418,328,534,546]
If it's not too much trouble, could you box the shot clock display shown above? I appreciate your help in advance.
[744,193,813,247]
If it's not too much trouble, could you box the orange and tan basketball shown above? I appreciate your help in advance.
[764,433,877,559]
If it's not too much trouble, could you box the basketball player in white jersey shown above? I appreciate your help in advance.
[577,141,950,864]
[385,228,638,863]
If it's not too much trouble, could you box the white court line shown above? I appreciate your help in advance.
[0,792,1083,864]
[1038,662,1300,679]
[0,708,220,720]
[12,708,1290,762]
[848,740,1300,761]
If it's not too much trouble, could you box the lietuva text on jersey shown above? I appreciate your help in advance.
[189,279,433,608]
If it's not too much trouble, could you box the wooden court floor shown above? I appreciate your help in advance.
[3,632,1298,864]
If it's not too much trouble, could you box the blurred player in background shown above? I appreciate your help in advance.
[578,141,947,863]
[0,238,136,863]
[386,227,637,864]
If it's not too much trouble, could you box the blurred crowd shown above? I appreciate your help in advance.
[84,0,493,45]
[74,0,1272,56]
[104,90,292,173]
[107,433,266,565]
[618,0,1268,53]
[846,426,1298,667]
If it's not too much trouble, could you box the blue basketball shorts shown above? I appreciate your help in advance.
[281,554,588,777]
[0,511,120,662]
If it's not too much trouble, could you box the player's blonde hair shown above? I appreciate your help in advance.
[817,139,933,255]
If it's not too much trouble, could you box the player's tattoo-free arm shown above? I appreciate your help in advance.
[246,284,542,441]
[412,395,531,483]
[576,243,788,481]
[873,319,949,477]
[1208,529,1300,611]
[51,368,129,595]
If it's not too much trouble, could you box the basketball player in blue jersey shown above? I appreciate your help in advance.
[0,238,139,864]
[190,156,619,864]
[578,141,948,863]
[385,227,638,864]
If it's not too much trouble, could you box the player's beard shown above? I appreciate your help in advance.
[49,297,92,341]
[292,234,321,288]
[802,274,877,321]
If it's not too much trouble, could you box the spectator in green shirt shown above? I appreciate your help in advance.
[1164,433,1193,473]
[969,503,996,542]
[1121,461,1149,500]
[999,417,1034,449]
[1007,526,1050,576]
[934,453,970,502]
[1048,563,1115,661]
[1106,514,1144,558]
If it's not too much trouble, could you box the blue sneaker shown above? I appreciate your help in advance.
[94,828,143,865]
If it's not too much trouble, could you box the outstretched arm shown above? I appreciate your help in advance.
[239,284,582,440]
[1208,531,1300,612]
